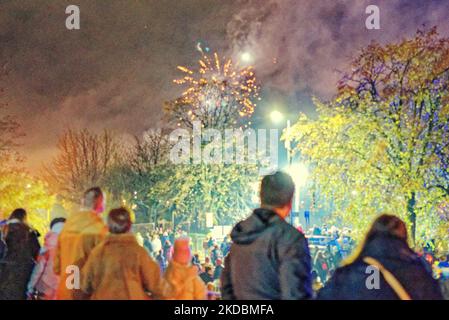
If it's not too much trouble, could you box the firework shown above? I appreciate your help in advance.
[173,52,260,128]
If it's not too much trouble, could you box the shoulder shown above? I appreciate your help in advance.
[276,220,307,245]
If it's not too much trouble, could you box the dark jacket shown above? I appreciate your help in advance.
[0,220,41,300]
[318,236,443,300]
[221,208,312,300]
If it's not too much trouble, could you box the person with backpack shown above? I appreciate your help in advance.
[318,214,443,300]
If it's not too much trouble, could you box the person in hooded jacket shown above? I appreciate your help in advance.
[81,207,171,300]
[26,218,66,300]
[317,214,443,300]
[0,208,41,300]
[221,171,312,300]
[54,187,108,300]
[163,237,206,300]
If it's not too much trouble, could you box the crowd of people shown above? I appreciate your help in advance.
[0,171,448,300]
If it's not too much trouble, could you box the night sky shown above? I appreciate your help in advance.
[1,0,449,171]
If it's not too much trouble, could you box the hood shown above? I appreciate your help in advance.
[103,233,138,245]
[168,260,199,279]
[230,208,280,245]
[51,222,65,234]
[361,235,418,262]
[63,210,105,234]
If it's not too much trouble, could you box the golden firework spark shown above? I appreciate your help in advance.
[173,52,260,128]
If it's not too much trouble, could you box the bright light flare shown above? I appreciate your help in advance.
[240,51,253,64]
[286,163,309,188]
[270,110,284,124]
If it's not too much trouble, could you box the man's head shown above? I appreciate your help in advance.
[260,171,295,219]
[107,207,132,234]
[82,187,105,214]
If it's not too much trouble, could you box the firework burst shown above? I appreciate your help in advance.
[172,52,260,129]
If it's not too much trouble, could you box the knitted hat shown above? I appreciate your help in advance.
[173,237,191,265]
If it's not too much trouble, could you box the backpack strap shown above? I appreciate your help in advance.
[363,256,412,300]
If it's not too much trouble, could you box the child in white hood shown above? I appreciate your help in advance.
[27,218,66,300]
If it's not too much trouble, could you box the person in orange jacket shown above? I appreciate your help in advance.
[53,187,108,300]
[163,237,207,300]
[80,207,171,300]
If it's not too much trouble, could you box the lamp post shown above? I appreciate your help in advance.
[269,110,303,225]
[286,163,309,226]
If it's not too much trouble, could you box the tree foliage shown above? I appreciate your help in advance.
[0,170,53,236]
[288,28,449,249]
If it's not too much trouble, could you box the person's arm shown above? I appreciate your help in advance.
[220,253,236,300]
[278,230,313,300]
[80,251,96,299]
[27,250,48,297]
[29,230,41,260]
[53,235,61,275]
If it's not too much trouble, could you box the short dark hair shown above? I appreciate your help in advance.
[260,171,295,208]
[9,208,27,221]
[107,207,132,234]
[50,217,66,229]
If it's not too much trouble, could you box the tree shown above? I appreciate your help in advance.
[104,129,172,223]
[43,129,119,202]
[0,61,23,166]
[0,61,52,235]
[148,163,258,228]
[0,171,53,236]
[160,52,262,228]
[288,28,449,247]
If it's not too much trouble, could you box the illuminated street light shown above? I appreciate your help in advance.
[240,51,253,64]
[270,110,284,124]
[286,163,309,188]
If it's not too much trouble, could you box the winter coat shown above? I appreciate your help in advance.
[164,261,206,300]
[200,272,214,285]
[0,220,41,300]
[221,208,313,300]
[213,265,223,281]
[317,236,444,300]
[81,233,171,300]
[211,248,222,265]
[27,222,64,300]
[54,210,108,300]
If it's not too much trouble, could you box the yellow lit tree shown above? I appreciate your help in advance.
[287,28,449,249]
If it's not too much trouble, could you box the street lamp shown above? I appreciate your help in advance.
[240,51,253,64]
[269,110,284,124]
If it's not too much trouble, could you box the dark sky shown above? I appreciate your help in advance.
[1,0,449,172]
